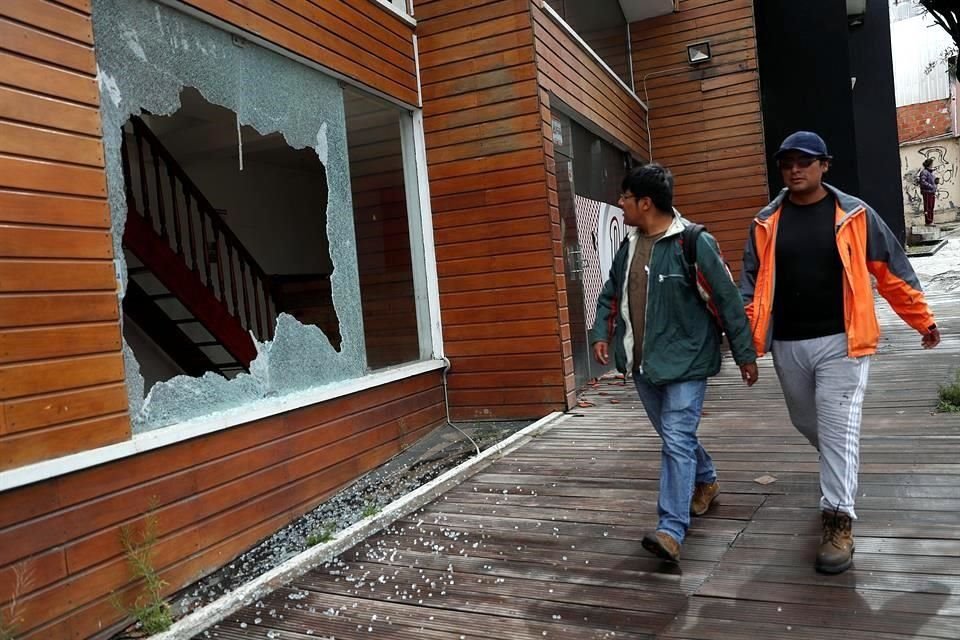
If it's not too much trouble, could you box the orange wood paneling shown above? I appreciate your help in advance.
[178,0,418,105]
[630,0,768,271]
[418,0,565,420]
[530,3,648,154]
[0,0,128,467]
[0,372,445,640]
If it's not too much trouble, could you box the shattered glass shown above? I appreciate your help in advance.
[93,0,366,432]
[161,420,531,620]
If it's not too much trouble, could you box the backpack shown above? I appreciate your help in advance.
[679,223,732,327]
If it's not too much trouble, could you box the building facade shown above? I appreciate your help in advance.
[1,1,903,638]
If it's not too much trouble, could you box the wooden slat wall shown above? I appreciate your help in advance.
[630,0,768,274]
[530,0,648,154]
[0,0,128,469]
[179,0,419,105]
[529,0,649,408]
[417,0,568,420]
[0,371,444,639]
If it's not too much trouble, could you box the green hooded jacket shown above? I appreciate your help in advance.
[589,215,756,385]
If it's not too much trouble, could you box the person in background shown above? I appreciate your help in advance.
[919,157,938,226]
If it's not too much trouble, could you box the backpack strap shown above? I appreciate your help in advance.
[680,223,705,284]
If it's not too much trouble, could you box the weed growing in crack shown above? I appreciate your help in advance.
[938,369,960,412]
[306,524,336,547]
[112,506,173,634]
[361,502,381,518]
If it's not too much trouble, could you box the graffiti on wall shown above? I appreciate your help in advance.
[574,195,625,330]
[901,143,958,214]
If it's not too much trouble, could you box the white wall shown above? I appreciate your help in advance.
[891,11,954,107]
[182,155,333,277]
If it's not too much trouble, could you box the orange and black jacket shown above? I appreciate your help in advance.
[740,184,936,358]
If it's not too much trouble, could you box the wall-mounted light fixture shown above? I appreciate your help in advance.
[847,0,866,26]
[686,41,712,65]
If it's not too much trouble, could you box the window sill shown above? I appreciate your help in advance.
[0,359,447,492]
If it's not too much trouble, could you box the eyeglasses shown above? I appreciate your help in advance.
[778,157,821,170]
[619,193,636,200]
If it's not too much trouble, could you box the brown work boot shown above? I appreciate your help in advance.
[816,510,855,574]
[641,530,681,563]
[690,480,720,516]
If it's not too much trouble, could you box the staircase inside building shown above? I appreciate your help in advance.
[121,115,276,378]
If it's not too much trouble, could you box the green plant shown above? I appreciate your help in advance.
[0,561,35,640]
[0,606,18,640]
[938,370,960,412]
[112,507,173,634]
[361,502,380,518]
[306,523,336,547]
[0,613,17,640]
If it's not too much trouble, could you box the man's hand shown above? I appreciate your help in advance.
[923,327,941,349]
[740,362,759,387]
[593,341,609,365]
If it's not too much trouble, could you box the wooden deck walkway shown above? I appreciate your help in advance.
[196,291,960,640]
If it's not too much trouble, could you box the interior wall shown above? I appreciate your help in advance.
[123,315,186,390]
[182,157,332,276]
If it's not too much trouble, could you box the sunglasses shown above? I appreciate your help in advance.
[778,157,822,170]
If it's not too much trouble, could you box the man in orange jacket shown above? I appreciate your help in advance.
[741,131,941,574]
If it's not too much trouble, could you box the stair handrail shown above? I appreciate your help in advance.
[125,115,275,340]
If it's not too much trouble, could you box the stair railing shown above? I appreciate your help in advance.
[121,115,275,341]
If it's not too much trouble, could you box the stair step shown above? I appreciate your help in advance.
[173,318,200,325]
[149,293,176,301]
[194,341,220,347]
[128,266,150,275]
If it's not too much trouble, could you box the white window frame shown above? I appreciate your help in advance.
[371,0,415,24]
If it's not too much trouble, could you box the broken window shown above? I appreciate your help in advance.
[93,0,431,432]
[121,88,337,389]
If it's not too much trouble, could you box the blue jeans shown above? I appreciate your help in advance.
[633,376,715,544]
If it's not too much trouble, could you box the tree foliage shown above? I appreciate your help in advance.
[921,1,960,51]
[920,1,960,78]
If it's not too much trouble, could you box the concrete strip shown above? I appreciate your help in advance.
[151,411,570,639]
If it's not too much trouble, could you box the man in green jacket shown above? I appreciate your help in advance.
[590,163,758,563]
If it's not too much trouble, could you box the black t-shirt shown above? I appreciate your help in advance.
[773,193,846,341]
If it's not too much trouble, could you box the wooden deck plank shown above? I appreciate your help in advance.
[198,289,960,638]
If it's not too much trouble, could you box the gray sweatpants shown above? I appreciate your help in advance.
[772,333,870,519]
